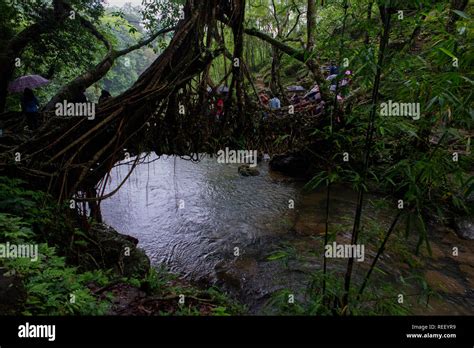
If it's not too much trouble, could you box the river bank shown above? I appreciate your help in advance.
[0,176,244,316]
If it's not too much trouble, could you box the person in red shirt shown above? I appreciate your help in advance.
[259,91,269,106]
[216,96,224,120]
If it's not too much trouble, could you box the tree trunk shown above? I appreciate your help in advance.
[365,1,374,45]
[342,4,392,312]
[270,45,280,96]
[307,0,316,52]
[227,0,246,128]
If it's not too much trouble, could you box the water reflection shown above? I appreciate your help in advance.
[102,154,298,279]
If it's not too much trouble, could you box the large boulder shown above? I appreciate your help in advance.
[269,152,310,177]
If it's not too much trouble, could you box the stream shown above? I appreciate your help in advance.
[102,154,474,315]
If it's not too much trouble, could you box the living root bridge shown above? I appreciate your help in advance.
[0,0,248,200]
[0,0,330,204]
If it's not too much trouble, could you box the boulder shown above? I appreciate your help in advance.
[87,224,150,277]
[238,164,260,176]
[454,216,474,240]
[269,152,309,177]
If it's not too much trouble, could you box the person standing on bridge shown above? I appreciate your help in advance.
[329,61,339,75]
[73,89,88,104]
[99,89,112,104]
[269,95,281,110]
[216,94,225,120]
[21,88,40,130]
[259,91,269,106]
[305,84,321,102]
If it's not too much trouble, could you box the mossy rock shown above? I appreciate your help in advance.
[85,224,151,277]
[238,164,260,177]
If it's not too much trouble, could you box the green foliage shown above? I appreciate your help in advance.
[2,0,164,110]
[2,0,107,110]
[138,266,246,315]
[264,264,423,316]
[6,243,111,316]
[0,178,112,315]
[142,0,184,30]
[263,268,409,316]
[205,287,247,316]
[93,7,164,98]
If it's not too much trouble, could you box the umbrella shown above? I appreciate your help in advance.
[287,85,306,92]
[8,75,50,93]
[304,84,320,99]
[217,86,229,93]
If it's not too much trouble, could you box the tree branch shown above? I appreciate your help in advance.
[44,27,176,110]
[116,26,175,57]
[244,27,305,61]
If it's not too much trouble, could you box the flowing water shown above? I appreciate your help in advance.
[102,154,474,314]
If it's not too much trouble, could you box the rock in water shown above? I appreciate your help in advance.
[238,164,260,176]
[454,217,474,240]
[269,152,309,177]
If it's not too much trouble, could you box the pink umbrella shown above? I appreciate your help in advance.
[8,75,50,93]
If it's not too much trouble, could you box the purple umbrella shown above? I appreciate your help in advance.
[287,85,306,92]
[8,75,50,93]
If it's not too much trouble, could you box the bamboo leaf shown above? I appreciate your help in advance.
[438,47,457,60]
[267,251,287,261]
[452,10,470,19]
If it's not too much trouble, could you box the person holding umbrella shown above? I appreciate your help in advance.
[21,88,40,130]
[8,74,50,130]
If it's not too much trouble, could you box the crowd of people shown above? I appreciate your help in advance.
[255,62,353,120]
[16,61,352,132]
[257,83,324,118]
